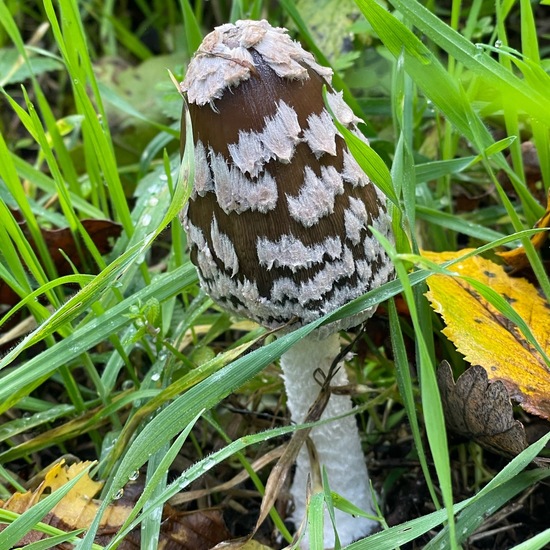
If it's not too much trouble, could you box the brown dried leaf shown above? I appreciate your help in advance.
[41,219,123,273]
[0,216,122,308]
[437,361,528,458]
[122,507,232,550]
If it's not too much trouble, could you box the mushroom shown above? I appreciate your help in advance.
[179,20,394,548]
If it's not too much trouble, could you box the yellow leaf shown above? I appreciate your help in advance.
[424,249,550,420]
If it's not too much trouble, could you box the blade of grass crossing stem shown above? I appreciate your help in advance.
[308,492,327,550]
[84,424,303,549]
[204,412,293,543]
[389,299,440,509]
[373,229,456,548]
[326,105,398,206]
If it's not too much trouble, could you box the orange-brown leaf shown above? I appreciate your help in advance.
[498,207,550,271]
[424,249,550,420]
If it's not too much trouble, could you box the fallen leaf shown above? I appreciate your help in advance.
[0,460,232,549]
[0,216,121,327]
[0,460,108,546]
[40,219,123,274]
[437,361,528,458]
[424,249,550,420]
[124,507,232,550]
[498,142,550,272]
[498,209,550,272]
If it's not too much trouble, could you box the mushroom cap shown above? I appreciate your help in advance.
[180,20,394,332]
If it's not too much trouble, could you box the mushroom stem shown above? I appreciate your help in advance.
[280,331,377,548]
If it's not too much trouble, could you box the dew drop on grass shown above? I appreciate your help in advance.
[151,372,161,382]
[129,470,140,481]
[113,488,124,500]
[141,214,152,227]
[121,380,134,390]
[159,174,168,181]
[495,39,503,48]
[148,197,159,207]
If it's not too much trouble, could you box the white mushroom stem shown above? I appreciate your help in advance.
[280,331,377,548]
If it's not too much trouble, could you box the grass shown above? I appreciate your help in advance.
[1,0,550,548]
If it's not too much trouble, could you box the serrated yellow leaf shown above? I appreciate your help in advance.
[424,249,550,420]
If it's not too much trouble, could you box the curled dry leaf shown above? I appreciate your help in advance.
[424,249,550,420]
[437,361,528,458]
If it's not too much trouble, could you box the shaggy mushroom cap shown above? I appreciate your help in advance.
[180,19,394,332]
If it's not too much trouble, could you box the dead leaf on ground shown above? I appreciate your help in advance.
[424,249,550,420]
[437,361,528,458]
[0,216,122,309]
[0,460,232,549]
[497,142,550,272]
[498,209,550,273]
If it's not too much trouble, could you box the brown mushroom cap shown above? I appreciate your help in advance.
[180,20,393,331]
